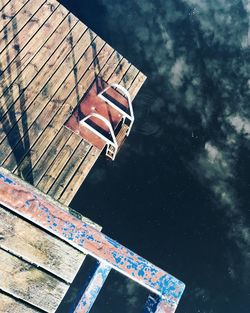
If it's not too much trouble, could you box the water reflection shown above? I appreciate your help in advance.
[60,0,250,312]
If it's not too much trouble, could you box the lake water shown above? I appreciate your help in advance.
[59,1,250,312]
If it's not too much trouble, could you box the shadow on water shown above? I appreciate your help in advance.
[0,3,33,183]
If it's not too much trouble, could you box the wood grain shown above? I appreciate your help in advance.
[0,248,69,312]
[1,23,91,170]
[0,291,40,313]
[0,0,45,53]
[0,205,85,283]
[0,0,61,74]
[0,0,29,32]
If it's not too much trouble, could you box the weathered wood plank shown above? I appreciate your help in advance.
[0,248,69,312]
[0,0,60,75]
[59,146,102,206]
[15,40,110,184]
[24,126,72,186]
[48,139,91,200]
[0,0,29,32]
[119,64,139,90]
[1,23,91,170]
[0,0,11,12]
[0,20,85,164]
[0,12,79,122]
[0,291,40,313]
[0,7,71,89]
[0,0,45,53]
[37,131,83,193]
[129,71,147,100]
[0,205,85,283]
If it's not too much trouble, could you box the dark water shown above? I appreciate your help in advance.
[59,1,250,312]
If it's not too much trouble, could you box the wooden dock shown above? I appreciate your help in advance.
[0,1,185,313]
[0,0,147,312]
[0,0,146,205]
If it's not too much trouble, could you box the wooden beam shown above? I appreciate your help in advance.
[0,168,185,307]
[144,295,178,313]
[74,262,111,313]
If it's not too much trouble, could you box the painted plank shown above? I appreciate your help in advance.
[0,291,40,313]
[0,0,45,53]
[0,169,185,306]
[0,205,85,283]
[144,296,178,313]
[48,139,91,200]
[0,0,60,74]
[1,24,91,171]
[0,0,29,32]
[74,262,111,313]
[0,248,69,312]
[16,41,111,184]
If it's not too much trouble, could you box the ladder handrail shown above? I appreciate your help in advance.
[98,83,134,135]
[80,112,118,160]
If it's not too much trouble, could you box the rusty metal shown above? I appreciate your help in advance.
[65,77,132,160]
[0,169,185,312]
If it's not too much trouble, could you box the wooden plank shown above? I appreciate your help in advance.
[48,139,91,200]
[0,12,79,123]
[0,7,71,89]
[144,295,178,313]
[0,291,40,313]
[19,48,119,188]
[1,24,91,170]
[24,127,73,186]
[0,0,29,32]
[0,205,85,283]
[0,20,85,164]
[0,169,186,306]
[0,0,45,53]
[37,131,83,193]
[0,0,60,74]
[0,0,11,11]
[74,262,111,313]
[129,71,147,100]
[0,16,80,123]
[16,40,111,184]
[119,64,139,90]
[59,146,102,206]
[0,248,69,312]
